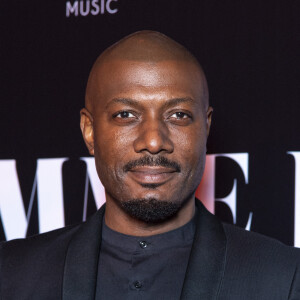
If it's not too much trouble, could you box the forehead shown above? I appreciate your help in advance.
[91,59,206,109]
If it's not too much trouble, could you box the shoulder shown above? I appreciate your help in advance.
[0,223,82,276]
[0,223,83,298]
[220,222,300,298]
[222,222,300,260]
[0,222,81,255]
[0,205,105,298]
[0,205,105,272]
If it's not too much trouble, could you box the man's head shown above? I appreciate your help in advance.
[80,31,212,226]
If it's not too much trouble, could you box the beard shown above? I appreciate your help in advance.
[120,198,183,223]
[110,155,193,223]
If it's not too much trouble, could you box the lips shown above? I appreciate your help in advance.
[128,166,178,185]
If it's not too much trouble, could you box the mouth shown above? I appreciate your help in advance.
[128,166,178,186]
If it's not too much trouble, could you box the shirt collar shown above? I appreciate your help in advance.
[102,213,196,253]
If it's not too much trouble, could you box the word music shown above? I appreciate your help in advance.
[66,0,118,17]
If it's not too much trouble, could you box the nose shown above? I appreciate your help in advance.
[133,118,174,154]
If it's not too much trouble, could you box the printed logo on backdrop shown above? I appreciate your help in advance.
[66,0,118,17]
[1,152,300,246]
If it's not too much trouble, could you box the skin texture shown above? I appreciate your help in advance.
[80,31,212,236]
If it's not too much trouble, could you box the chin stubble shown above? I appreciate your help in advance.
[120,198,183,223]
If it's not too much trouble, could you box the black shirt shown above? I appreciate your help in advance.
[95,216,195,300]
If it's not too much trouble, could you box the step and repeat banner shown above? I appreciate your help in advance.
[1,1,299,246]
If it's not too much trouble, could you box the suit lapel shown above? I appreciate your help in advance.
[62,205,105,300]
[180,200,227,300]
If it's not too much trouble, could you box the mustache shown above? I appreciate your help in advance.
[123,156,181,173]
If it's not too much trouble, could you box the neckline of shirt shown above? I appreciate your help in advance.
[101,211,196,252]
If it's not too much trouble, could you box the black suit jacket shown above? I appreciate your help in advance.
[0,201,300,300]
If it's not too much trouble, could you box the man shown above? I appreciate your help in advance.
[0,31,299,300]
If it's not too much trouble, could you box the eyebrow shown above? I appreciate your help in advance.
[106,98,140,109]
[106,97,194,109]
[162,97,194,109]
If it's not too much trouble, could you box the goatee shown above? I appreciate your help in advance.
[121,198,182,223]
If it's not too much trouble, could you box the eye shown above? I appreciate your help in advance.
[170,112,190,119]
[114,111,135,119]
[167,111,192,125]
[112,110,139,124]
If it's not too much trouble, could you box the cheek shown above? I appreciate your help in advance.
[94,123,136,169]
[172,128,207,190]
[173,127,207,162]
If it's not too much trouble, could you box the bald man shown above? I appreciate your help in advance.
[0,31,300,300]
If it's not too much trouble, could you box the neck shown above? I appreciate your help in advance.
[104,195,195,236]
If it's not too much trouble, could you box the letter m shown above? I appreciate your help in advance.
[0,159,66,241]
[66,1,79,17]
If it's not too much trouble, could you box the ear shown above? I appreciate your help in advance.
[206,106,213,136]
[80,108,94,155]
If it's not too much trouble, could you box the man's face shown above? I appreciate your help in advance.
[82,58,212,222]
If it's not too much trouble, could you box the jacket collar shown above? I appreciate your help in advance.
[62,205,105,300]
[62,200,227,300]
[180,200,227,299]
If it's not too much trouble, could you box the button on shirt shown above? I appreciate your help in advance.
[95,216,196,300]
